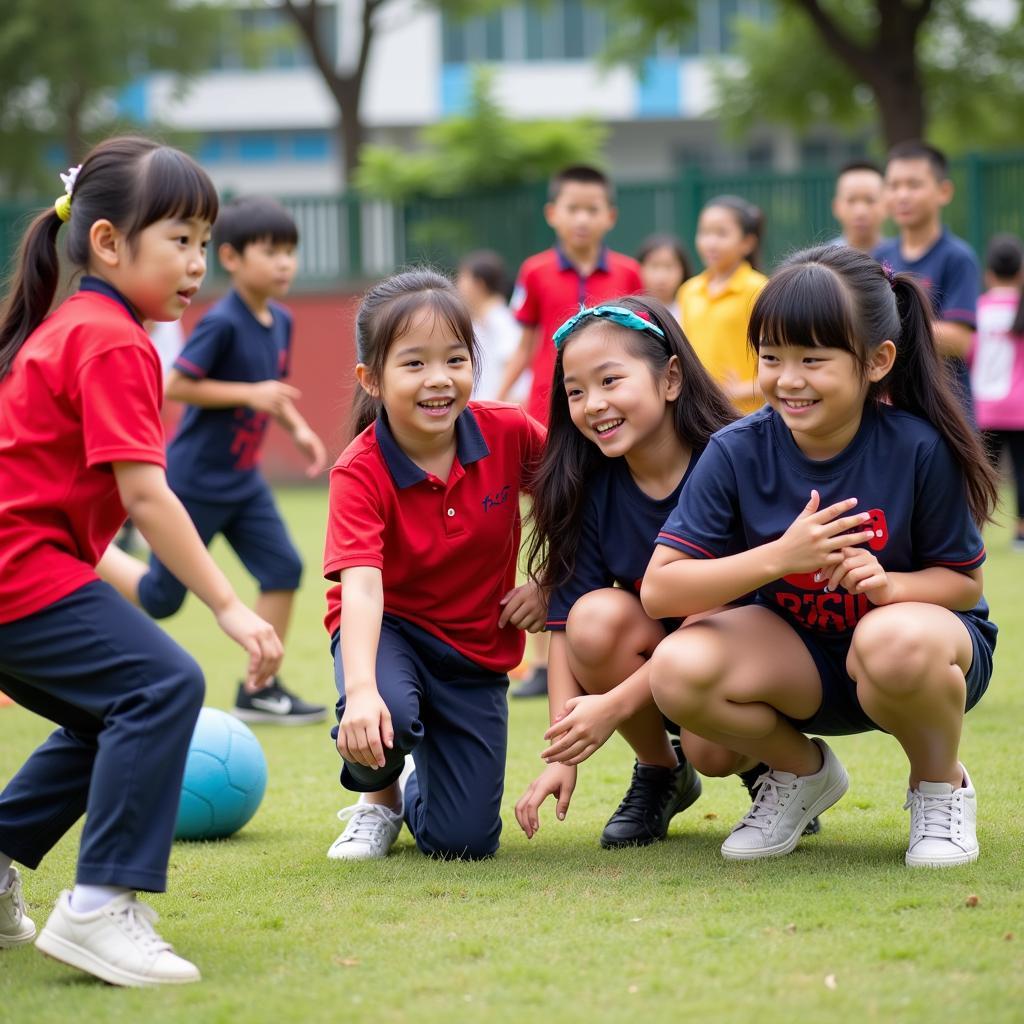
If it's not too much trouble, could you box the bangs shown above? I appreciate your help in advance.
[748,262,858,356]
[129,147,220,234]
[372,286,479,369]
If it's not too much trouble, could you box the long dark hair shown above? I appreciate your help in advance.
[749,244,998,525]
[527,294,737,589]
[986,233,1024,336]
[0,136,219,381]
[702,194,764,271]
[350,269,479,438]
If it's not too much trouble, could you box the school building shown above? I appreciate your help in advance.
[135,0,870,197]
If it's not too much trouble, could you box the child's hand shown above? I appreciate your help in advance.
[773,490,876,576]
[214,599,283,691]
[498,581,547,632]
[824,546,897,605]
[248,380,302,416]
[293,424,327,477]
[337,689,394,769]
[515,763,577,839]
[541,693,620,765]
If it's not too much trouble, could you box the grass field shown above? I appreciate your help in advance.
[1,487,1023,1022]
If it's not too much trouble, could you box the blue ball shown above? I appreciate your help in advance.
[174,708,268,841]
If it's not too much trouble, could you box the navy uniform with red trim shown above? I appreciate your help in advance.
[137,289,303,618]
[657,403,996,735]
[324,401,545,858]
[545,453,702,633]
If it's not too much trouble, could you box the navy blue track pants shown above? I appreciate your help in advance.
[0,581,204,891]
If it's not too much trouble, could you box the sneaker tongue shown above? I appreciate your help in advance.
[772,771,797,784]
[917,781,955,796]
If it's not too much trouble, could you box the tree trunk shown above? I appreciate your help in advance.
[334,80,364,184]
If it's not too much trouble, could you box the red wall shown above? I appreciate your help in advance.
[173,291,361,484]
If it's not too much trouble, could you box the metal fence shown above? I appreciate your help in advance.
[3,151,1023,289]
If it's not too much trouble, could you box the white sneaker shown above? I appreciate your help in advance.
[905,765,979,867]
[0,867,36,948]
[327,802,403,861]
[35,891,200,986]
[721,738,849,861]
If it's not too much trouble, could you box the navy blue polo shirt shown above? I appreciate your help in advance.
[874,228,979,405]
[546,451,702,629]
[324,401,547,672]
[657,404,994,642]
[167,289,292,502]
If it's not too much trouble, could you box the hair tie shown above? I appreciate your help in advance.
[552,304,666,350]
[881,261,896,287]
[53,164,81,223]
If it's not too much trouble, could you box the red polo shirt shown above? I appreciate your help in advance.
[323,401,546,672]
[0,279,166,624]
[511,246,643,424]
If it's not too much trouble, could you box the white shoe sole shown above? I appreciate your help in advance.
[231,708,326,726]
[906,846,980,868]
[721,770,849,861]
[0,922,36,947]
[35,928,200,987]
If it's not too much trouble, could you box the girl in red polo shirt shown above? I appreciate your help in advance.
[0,136,281,986]
[324,270,546,861]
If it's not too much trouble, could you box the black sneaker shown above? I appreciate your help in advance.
[738,761,821,836]
[232,678,327,725]
[600,751,702,849]
[511,667,548,699]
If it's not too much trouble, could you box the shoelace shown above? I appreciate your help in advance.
[610,766,674,824]
[738,773,796,832]
[904,789,958,840]
[336,803,398,843]
[111,900,173,955]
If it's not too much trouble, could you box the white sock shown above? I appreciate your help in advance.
[71,884,132,913]
[0,853,13,891]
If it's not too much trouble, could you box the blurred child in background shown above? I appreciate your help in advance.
[678,195,767,414]
[636,234,691,321]
[99,196,327,725]
[456,249,528,402]
[829,160,887,254]
[971,234,1024,548]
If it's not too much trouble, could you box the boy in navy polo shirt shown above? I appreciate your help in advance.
[497,165,643,697]
[874,141,980,413]
[99,197,327,724]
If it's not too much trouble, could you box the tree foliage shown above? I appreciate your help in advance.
[354,70,607,200]
[0,0,224,194]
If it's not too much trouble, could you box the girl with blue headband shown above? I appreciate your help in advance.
[515,295,748,847]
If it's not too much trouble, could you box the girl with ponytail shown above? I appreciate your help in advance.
[0,137,282,985]
[642,244,997,869]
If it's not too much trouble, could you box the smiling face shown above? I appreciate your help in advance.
[363,304,475,449]
[98,216,210,322]
[757,342,893,458]
[561,324,680,459]
[695,205,756,277]
[884,157,952,231]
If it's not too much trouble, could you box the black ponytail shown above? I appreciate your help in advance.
[0,209,64,379]
[526,295,737,589]
[750,244,998,526]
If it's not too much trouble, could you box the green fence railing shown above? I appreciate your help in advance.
[4,151,1023,290]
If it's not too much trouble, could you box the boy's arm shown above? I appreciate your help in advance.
[275,398,327,477]
[496,326,538,401]
[932,321,973,359]
[165,369,301,415]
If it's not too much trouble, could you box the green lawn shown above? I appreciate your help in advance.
[2,488,1022,1022]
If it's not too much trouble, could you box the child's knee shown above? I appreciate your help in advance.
[850,613,939,697]
[649,628,727,709]
[137,573,187,620]
[416,822,499,861]
[565,589,636,664]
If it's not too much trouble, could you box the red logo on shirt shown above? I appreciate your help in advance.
[776,507,888,632]
[231,411,269,470]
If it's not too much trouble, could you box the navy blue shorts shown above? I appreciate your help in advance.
[139,478,302,619]
[770,607,997,736]
[330,616,509,860]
